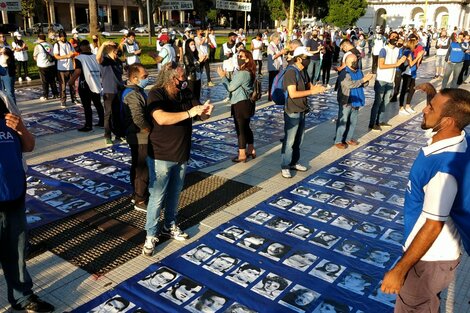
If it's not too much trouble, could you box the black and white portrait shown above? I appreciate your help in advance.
[333,238,364,258]
[309,176,331,186]
[337,271,373,295]
[216,226,247,243]
[138,267,178,292]
[310,209,337,223]
[328,196,352,209]
[226,262,264,287]
[380,229,404,246]
[361,248,392,268]
[279,284,320,313]
[309,231,340,249]
[203,253,239,276]
[237,234,266,251]
[186,290,227,313]
[288,203,313,216]
[89,295,135,313]
[269,197,294,210]
[251,273,291,300]
[349,202,374,215]
[372,207,399,221]
[308,191,333,203]
[330,215,358,230]
[265,217,294,233]
[283,251,318,272]
[259,242,290,261]
[286,224,315,240]
[290,186,313,197]
[161,278,203,305]
[355,222,383,238]
[182,244,217,265]
[309,259,345,283]
[245,210,273,225]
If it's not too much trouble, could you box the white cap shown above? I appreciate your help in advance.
[292,46,313,58]
[71,29,79,34]
[184,27,192,32]
[161,28,168,33]
[13,31,20,37]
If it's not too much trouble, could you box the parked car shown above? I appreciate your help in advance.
[174,23,193,32]
[132,24,148,33]
[32,23,64,34]
[72,23,89,33]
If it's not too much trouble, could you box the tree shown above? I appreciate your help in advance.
[207,9,217,24]
[89,0,99,36]
[325,0,367,27]
[133,0,163,36]
[264,0,313,26]
[21,0,35,31]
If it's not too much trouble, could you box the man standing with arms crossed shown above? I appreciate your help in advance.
[54,31,78,108]
[381,83,470,312]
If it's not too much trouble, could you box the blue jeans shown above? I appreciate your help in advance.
[0,197,34,307]
[335,105,358,143]
[145,158,187,237]
[441,62,464,89]
[307,59,321,83]
[281,111,306,169]
[369,80,394,128]
[1,73,16,104]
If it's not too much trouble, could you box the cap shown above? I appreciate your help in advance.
[72,29,79,34]
[159,34,169,42]
[228,32,237,37]
[161,28,168,33]
[184,27,192,32]
[292,46,313,58]
[13,31,20,37]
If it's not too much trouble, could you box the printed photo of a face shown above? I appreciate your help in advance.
[226,262,264,287]
[186,290,227,313]
[387,194,405,207]
[288,203,313,216]
[265,217,294,233]
[372,207,399,221]
[309,231,340,249]
[364,146,381,153]
[335,237,364,256]
[360,175,381,185]
[356,162,376,171]
[182,244,217,265]
[245,210,273,225]
[361,248,392,268]
[328,196,352,209]
[380,228,404,246]
[283,251,318,272]
[344,182,367,196]
[309,259,345,283]
[90,295,135,313]
[137,267,178,293]
[337,271,374,295]
[326,166,345,176]
[216,226,247,243]
[259,242,290,261]
[369,284,397,307]
[251,273,291,300]
[269,196,295,210]
[349,202,374,215]
[339,159,359,168]
[223,302,257,313]
[290,185,313,197]
[309,209,337,223]
[308,191,333,203]
[325,180,346,190]
[161,277,202,305]
[286,224,315,240]
[311,298,351,313]
[237,234,266,251]
[203,253,238,276]
[341,170,363,181]
[279,284,320,313]
[330,215,358,230]
[309,176,331,186]
[355,222,383,238]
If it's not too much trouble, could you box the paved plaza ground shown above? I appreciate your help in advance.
[0,56,469,313]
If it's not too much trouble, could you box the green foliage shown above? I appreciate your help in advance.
[325,0,367,27]
[207,9,217,23]
[265,0,287,23]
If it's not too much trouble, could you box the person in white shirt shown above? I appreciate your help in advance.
[251,33,264,77]
[11,32,30,82]
[195,29,213,87]
[208,28,217,63]
[90,34,100,55]
[237,28,246,45]
[33,33,59,101]
[434,30,450,78]
[53,30,78,107]
[120,31,141,66]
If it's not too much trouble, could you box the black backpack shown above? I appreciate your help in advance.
[111,88,132,138]
[250,78,262,102]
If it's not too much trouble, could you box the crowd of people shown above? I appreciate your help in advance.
[0,21,469,313]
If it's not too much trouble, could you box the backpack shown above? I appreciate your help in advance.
[251,78,262,102]
[111,88,133,138]
[271,65,300,106]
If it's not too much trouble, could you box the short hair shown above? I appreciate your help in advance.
[128,63,145,78]
[38,33,46,41]
[262,275,288,290]
[127,31,136,37]
[79,40,90,47]
[269,32,280,42]
[238,264,261,273]
[290,39,302,48]
[58,30,66,38]
[440,88,470,130]
[104,297,129,311]
[339,39,352,47]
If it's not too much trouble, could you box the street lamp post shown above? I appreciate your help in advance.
[287,0,295,41]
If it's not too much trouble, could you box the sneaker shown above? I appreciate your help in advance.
[77,126,92,132]
[399,109,410,116]
[105,138,113,145]
[223,97,230,103]
[405,107,416,114]
[134,201,147,212]
[39,96,47,101]
[142,236,159,256]
[290,164,307,171]
[18,77,23,82]
[334,142,348,149]
[369,125,382,132]
[25,76,32,81]
[346,139,359,146]
[162,225,189,241]
[73,99,81,105]
[207,81,215,87]
[379,122,392,128]
[60,102,66,108]
[130,198,136,204]
[12,294,54,313]
[281,169,292,178]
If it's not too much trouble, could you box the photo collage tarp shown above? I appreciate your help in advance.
[24,97,339,230]
[71,116,428,313]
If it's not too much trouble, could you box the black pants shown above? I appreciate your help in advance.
[371,55,379,74]
[103,93,119,139]
[333,45,340,63]
[38,66,58,98]
[129,143,149,203]
[322,61,332,85]
[457,59,470,85]
[16,61,28,79]
[256,60,262,75]
[399,74,416,107]
[391,71,402,101]
[232,99,254,149]
[201,60,211,83]
[57,70,77,104]
[78,85,104,127]
[188,79,201,102]
[209,47,216,62]
[268,70,279,101]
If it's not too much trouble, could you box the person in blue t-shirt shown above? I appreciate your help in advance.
[441,32,465,89]
[381,83,470,313]
[0,93,55,312]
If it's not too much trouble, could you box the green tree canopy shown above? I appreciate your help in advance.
[325,0,367,27]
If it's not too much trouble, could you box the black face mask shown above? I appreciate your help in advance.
[175,77,188,90]
[396,43,403,48]
[237,58,246,67]
[389,39,398,46]
[301,58,310,68]
[312,35,318,39]
[350,61,358,69]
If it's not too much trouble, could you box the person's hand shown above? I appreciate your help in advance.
[280,48,287,55]
[381,267,406,294]
[148,51,158,59]
[4,113,26,134]
[217,66,226,78]
[310,84,326,95]
[188,105,206,117]
[364,73,374,82]
[199,56,206,63]
[202,100,214,116]
[415,82,437,104]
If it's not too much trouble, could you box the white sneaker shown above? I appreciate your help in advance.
[18,77,22,82]
[281,169,292,178]
[399,109,410,116]
[290,164,307,172]
[162,225,189,241]
[405,107,416,114]
[142,236,159,256]
[40,96,47,101]
[25,76,32,81]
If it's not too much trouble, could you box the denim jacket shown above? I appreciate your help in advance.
[221,70,253,105]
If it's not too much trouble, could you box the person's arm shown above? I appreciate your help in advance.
[33,45,39,61]
[96,41,111,64]
[381,173,458,294]
[341,72,373,90]
[378,53,406,69]
[68,59,81,86]
[54,43,73,60]
[5,113,35,152]
[219,70,248,92]
[124,91,151,132]
[152,105,206,125]
[408,50,424,67]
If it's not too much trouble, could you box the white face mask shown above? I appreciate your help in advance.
[423,118,446,139]
[190,45,196,52]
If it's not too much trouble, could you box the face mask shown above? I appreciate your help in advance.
[93,39,98,42]
[175,77,188,90]
[159,41,164,47]
[423,118,446,139]
[350,61,358,69]
[137,77,149,89]
[190,45,196,52]
[389,39,398,46]
[301,58,310,68]
[237,58,246,67]
[312,35,318,38]
[396,43,403,48]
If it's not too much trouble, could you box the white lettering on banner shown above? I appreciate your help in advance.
[215,0,252,12]
[160,0,193,11]
[0,131,14,141]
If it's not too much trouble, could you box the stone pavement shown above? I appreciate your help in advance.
[0,57,469,313]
